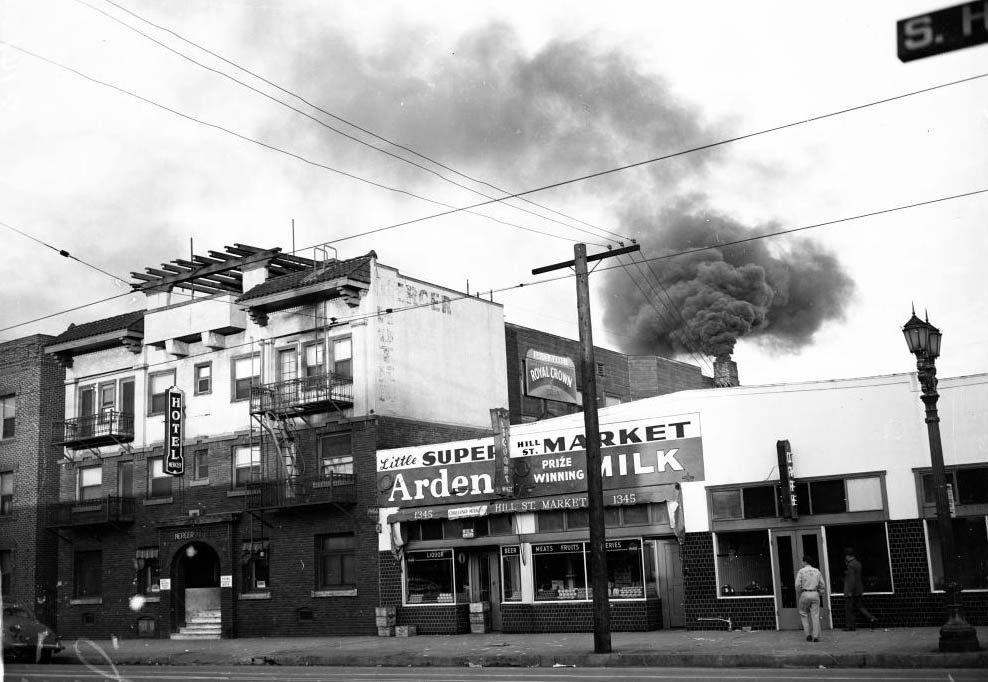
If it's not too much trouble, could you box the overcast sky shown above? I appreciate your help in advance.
[1,0,985,386]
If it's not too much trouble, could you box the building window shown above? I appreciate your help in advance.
[147,457,172,498]
[926,518,988,591]
[405,549,456,604]
[277,348,298,382]
[148,370,175,415]
[233,445,260,487]
[501,547,522,601]
[193,450,209,480]
[534,542,587,600]
[923,467,988,507]
[596,362,605,377]
[603,394,622,407]
[231,354,260,401]
[74,550,102,597]
[332,338,352,379]
[0,395,14,439]
[489,514,514,536]
[715,530,773,596]
[241,542,269,592]
[825,522,893,593]
[0,471,12,516]
[77,465,102,501]
[317,534,355,590]
[536,504,666,532]
[304,342,324,378]
[711,486,777,520]
[194,363,212,395]
[0,550,11,595]
[136,548,160,595]
[117,461,133,497]
[319,433,353,479]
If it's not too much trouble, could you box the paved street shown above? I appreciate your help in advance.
[5,665,988,682]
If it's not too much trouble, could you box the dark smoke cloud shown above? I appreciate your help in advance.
[602,196,855,359]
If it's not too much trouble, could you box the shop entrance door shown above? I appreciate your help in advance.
[480,551,502,631]
[650,539,685,627]
[771,529,829,630]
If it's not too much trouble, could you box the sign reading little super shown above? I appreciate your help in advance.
[524,349,579,405]
[898,2,988,62]
[164,388,185,476]
[376,414,703,507]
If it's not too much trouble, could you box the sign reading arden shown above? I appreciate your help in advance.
[164,388,185,476]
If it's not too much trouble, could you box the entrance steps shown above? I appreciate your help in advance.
[171,610,222,640]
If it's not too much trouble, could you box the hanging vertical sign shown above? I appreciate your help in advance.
[165,388,185,476]
[490,407,513,496]
[776,439,797,520]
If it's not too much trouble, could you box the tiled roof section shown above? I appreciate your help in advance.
[237,252,374,303]
[48,310,145,345]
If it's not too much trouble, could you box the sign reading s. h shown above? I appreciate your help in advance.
[164,388,185,476]
[898,2,988,62]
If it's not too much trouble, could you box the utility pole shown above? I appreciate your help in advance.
[533,242,640,654]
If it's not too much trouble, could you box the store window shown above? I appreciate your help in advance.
[534,542,587,600]
[147,457,172,498]
[923,467,988,507]
[317,534,355,590]
[711,486,776,520]
[1,395,15,439]
[715,530,773,596]
[77,465,102,501]
[606,539,645,598]
[489,514,514,536]
[231,354,260,401]
[405,550,456,604]
[233,445,260,488]
[241,541,269,592]
[926,518,988,590]
[501,546,522,601]
[537,504,666,531]
[825,523,893,593]
[74,550,102,597]
[0,471,12,516]
[136,548,159,595]
[0,550,11,595]
[194,363,212,395]
[148,370,175,415]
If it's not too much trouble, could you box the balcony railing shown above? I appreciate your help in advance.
[53,411,135,449]
[249,373,353,416]
[244,472,356,510]
[46,495,136,528]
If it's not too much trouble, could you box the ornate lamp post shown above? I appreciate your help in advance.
[902,310,980,652]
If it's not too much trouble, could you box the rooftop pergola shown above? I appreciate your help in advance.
[130,243,318,296]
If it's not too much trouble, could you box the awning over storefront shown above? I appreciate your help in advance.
[386,484,679,523]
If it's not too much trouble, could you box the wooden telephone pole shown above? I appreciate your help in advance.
[533,242,640,654]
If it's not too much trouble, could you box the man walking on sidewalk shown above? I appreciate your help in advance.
[842,546,877,630]
[795,555,826,642]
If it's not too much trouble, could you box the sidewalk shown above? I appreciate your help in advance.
[51,627,988,669]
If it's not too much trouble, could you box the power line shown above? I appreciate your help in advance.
[1,40,598,247]
[0,219,128,283]
[90,0,631,246]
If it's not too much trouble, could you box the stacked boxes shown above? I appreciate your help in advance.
[395,625,417,637]
[469,601,490,634]
[376,606,396,637]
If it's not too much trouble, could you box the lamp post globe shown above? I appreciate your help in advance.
[902,310,979,652]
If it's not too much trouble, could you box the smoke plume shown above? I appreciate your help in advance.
[602,197,855,359]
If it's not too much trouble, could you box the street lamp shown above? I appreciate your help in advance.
[902,309,980,652]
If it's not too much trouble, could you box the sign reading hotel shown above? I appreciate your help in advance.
[164,388,185,476]
[524,350,578,405]
[376,413,703,510]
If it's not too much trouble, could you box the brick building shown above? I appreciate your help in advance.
[374,371,988,634]
[0,334,64,628]
[43,244,506,640]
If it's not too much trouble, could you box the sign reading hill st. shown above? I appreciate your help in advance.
[898,2,988,62]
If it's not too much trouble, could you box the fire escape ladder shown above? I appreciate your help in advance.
[257,411,304,501]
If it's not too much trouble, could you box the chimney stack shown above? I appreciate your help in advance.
[713,354,739,388]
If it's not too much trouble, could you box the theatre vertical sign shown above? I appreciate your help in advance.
[165,388,185,476]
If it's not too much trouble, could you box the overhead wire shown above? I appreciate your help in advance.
[0,40,600,248]
[88,0,631,246]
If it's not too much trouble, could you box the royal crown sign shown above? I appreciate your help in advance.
[164,388,185,476]
[524,349,579,405]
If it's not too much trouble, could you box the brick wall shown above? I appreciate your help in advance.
[0,335,63,627]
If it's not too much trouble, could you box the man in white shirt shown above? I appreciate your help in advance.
[795,555,826,642]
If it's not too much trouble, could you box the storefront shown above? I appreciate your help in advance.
[376,413,702,633]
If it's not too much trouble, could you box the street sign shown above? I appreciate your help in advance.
[898,2,988,62]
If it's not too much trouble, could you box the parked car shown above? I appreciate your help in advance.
[1,604,62,663]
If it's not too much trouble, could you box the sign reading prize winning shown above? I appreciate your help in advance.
[164,388,185,476]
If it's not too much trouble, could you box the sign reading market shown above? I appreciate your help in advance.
[376,413,703,509]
